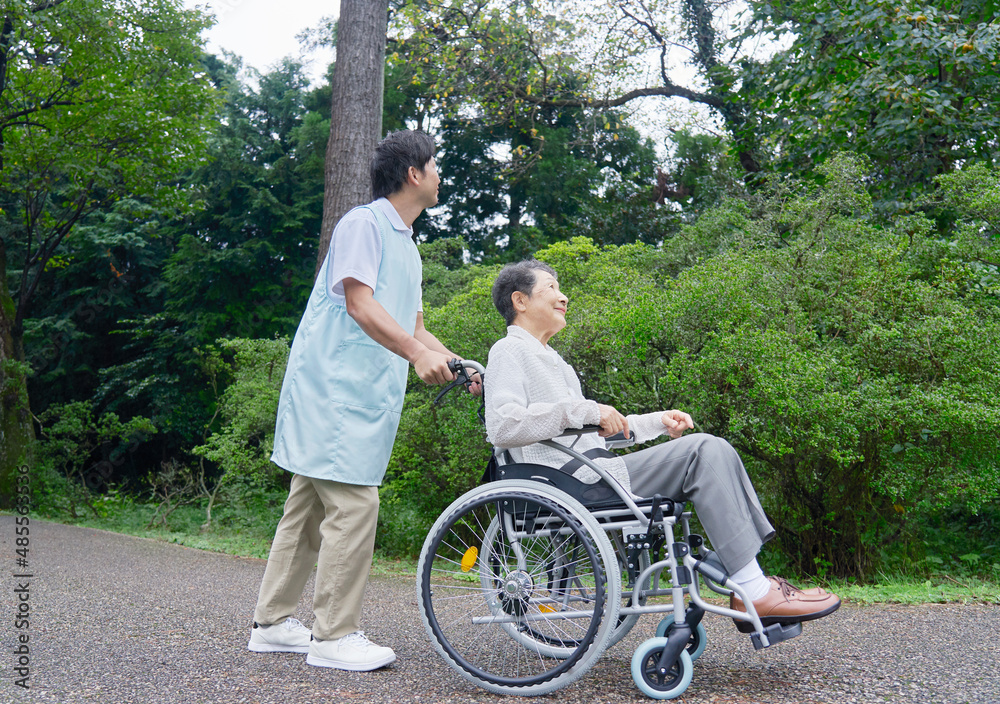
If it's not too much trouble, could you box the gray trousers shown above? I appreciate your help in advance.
[623,433,775,573]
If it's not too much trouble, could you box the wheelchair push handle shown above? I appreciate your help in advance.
[447,358,485,377]
[433,359,485,406]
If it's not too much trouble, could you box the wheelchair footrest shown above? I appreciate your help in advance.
[750,621,803,650]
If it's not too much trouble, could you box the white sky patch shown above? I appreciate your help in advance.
[184,0,339,84]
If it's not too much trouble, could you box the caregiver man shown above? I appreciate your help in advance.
[247,130,473,671]
[484,259,840,629]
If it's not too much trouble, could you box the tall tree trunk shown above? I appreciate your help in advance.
[0,238,34,507]
[316,0,389,276]
[1,13,32,505]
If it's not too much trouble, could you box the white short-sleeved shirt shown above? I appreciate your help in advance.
[325,197,423,312]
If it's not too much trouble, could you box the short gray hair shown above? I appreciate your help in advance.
[491,259,557,326]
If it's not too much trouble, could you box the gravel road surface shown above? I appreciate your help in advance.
[1,518,997,704]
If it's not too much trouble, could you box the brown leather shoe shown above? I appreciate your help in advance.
[731,577,840,633]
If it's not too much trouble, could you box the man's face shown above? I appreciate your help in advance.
[417,157,440,207]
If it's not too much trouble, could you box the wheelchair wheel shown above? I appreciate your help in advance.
[478,480,636,660]
[418,483,621,696]
[483,478,647,652]
[630,638,693,700]
[655,614,707,661]
[480,516,579,659]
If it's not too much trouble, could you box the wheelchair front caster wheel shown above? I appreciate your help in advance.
[631,638,693,699]
[655,614,707,661]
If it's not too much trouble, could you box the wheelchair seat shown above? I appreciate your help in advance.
[485,458,685,519]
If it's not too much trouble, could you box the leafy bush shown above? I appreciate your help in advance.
[193,337,289,488]
[385,157,1000,576]
[35,400,157,517]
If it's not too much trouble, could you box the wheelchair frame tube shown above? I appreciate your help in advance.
[684,554,771,646]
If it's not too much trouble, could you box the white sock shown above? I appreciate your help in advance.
[730,559,771,602]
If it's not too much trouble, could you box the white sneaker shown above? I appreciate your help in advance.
[247,617,311,653]
[306,631,396,671]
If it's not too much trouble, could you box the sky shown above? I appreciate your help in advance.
[180,0,713,157]
[185,0,340,83]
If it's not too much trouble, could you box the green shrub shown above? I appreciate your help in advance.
[193,336,289,488]
[35,400,157,518]
[384,157,1000,577]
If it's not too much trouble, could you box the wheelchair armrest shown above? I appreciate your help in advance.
[556,425,636,449]
[556,425,602,437]
[603,430,636,449]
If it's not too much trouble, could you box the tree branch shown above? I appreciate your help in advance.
[514,83,725,111]
[16,189,95,331]
[1,99,84,127]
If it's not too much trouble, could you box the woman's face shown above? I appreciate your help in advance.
[515,271,568,343]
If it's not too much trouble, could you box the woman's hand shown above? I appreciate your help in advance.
[661,410,694,439]
[466,370,483,397]
[597,404,629,438]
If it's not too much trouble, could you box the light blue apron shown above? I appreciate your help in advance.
[270,203,422,485]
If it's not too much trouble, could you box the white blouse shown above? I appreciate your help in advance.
[484,326,668,495]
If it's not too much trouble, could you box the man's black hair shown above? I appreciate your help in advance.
[491,259,557,326]
[370,130,436,199]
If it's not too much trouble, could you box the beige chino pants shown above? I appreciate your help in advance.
[253,473,379,641]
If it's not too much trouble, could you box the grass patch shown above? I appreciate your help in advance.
[825,574,1000,605]
[371,551,420,577]
[28,486,287,560]
[24,488,422,572]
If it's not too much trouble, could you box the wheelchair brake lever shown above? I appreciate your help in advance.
[433,379,465,406]
[434,359,475,406]
[650,494,664,523]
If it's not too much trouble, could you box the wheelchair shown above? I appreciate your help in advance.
[417,360,803,699]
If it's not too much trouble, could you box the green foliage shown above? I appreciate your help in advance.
[1,0,217,315]
[927,162,1000,296]
[23,197,172,415]
[193,337,290,487]
[657,130,748,216]
[385,157,1000,576]
[41,478,290,560]
[35,401,157,517]
[647,156,1000,575]
[161,57,322,351]
[746,0,1000,205]
[1,0,217,495]
[418,237,481,308]
[63,57,327,471]
[393,0,1000,209]
[388,4,663,257]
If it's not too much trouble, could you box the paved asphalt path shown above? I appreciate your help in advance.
[1,518,997,704]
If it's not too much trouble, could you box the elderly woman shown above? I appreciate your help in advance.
[484,259,840,627]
